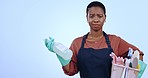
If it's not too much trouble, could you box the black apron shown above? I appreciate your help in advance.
[77,31,113,78]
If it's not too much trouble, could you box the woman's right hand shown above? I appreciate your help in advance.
[44,37,55,52]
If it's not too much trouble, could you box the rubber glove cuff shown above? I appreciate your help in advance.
[56,54,71,66]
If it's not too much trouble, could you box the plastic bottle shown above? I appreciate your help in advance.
[127,47,133,59]
[53,42,73,60]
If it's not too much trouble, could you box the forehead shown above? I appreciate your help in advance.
[88,7,104,14]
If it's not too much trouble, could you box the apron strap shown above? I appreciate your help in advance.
[81,33,88,48]
[103,31,111,48]
[81,31,113,52]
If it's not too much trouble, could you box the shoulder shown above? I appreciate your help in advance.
[70,35,84,55]
[72,36,83,44]
[107,34,127,46]
[107,34,122,41]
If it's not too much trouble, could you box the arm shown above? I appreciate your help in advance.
[45,37,81,76]
[117,37,144,60]
[63,64,70,72]
[139,53,144,61]
[62,38,82,76]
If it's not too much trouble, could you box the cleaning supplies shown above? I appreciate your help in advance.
[45,37,73,66]
[131,50,139,62]
[53,42,73,60]
[127,47,133,59]
[45,37,73,60]
[111,48,147,78]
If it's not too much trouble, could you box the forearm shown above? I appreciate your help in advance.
[139,54,143,61]
[63,64,70,72]
[62,60,78,76]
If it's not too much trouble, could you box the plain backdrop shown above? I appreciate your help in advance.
[0,0,148,78]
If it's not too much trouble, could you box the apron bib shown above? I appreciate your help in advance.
[77,31,113,78]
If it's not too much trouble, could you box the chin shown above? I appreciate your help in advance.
[93,29,99,32]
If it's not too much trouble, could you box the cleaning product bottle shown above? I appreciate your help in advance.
[53,42,73,60]
[45,37,73,60]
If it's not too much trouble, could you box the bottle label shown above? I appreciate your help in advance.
[56,43,67,52]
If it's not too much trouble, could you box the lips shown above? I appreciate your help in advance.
[92,24,100,27]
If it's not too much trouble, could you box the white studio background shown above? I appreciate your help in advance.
[0,0,148,78]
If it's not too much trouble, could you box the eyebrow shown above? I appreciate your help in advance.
[89,14,103,15]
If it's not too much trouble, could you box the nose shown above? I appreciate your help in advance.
[93,19,99,23]
[93,16,99,23]
[94,19,99,23]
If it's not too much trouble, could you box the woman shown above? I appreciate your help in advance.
[45,1,144,78]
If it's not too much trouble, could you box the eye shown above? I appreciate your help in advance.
[97,14,103,18]
[89,14,94,18]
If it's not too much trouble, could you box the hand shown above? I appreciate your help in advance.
[44,37,71,66]
[44,37,55,52]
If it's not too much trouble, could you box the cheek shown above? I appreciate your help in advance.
[103,19,106,23]
[87,16,91,22]
[102,17,106,22]
[99,18,106,24]
[87,18,93,24]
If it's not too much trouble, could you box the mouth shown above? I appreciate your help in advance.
[92,24,100,27]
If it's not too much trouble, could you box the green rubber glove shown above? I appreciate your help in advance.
[138,60,147,78]
[56,54,71,66]
[44,37,71,66]
[44,37,54,52]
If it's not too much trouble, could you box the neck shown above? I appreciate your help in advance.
[89,30,103,38]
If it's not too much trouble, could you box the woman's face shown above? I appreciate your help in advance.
[87,7,106,31]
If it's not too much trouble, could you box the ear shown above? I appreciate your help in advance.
[104,19,106,23]
[104,15,107,22]
[86,14,89,22]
